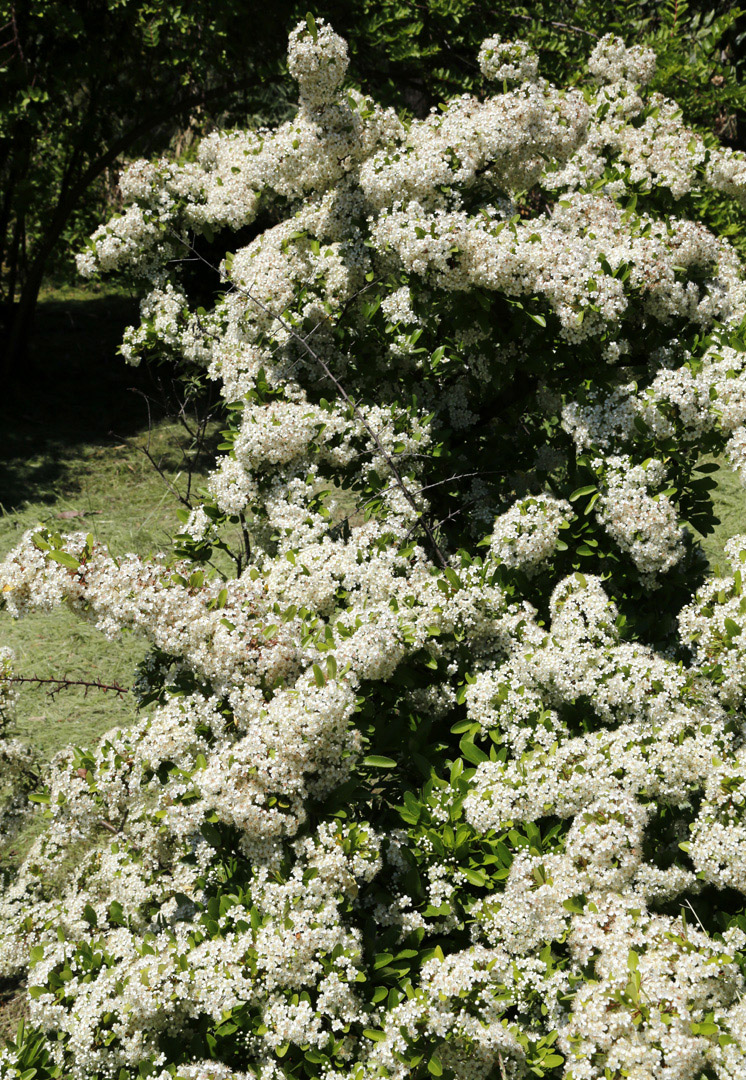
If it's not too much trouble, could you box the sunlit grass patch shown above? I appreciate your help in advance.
[693,457,746,576]
[0,286,218,763]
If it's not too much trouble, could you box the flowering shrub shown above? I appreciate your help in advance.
[4,18,746,1080]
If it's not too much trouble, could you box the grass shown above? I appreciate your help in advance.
[696,458,746,575]
[0,287,226,1039]
[0,283,219,762]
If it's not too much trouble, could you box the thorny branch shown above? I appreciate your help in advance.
[112,366,219,511]
[509,11,599,39]
[151,370,221,505]
[9,675,129,699]
[99,808,129,836]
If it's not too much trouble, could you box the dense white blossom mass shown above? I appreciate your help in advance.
[3,17,746,1080]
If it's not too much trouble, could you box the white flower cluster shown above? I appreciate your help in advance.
[588,33,657,86]
[4,18,746,1080]
[287,18,349,108]
[478,36,539,84]
[679,535,746,707]
[0,646,17,724]
[463,574,746,1075]
[596,456,685,584]
[371,191,746,341]
[543,35,746,210]
[708,146,746,206]
[489,494,573,574]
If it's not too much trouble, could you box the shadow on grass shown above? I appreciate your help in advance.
[0,288,215,513]
[0,977,27,1043]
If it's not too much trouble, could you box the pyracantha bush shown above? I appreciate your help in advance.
[4,17,746,1080]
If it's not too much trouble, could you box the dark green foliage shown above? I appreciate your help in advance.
[0,0,299,372]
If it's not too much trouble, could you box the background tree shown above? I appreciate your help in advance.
[0,0,301,376]
[2,0,745,378]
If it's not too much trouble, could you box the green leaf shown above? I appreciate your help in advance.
[451,718,477,734]
[443,567,461,590]
[463,867,487,887]
[374,951,394,969]
[495,840,513,868]
[569,485,597,501]
[305,11,318,42]
[427,1050,443,1076]
[363,755,397,768]
[562,894,585,914]
[108,901,125,926]
[46,549,80,570]
[402,790,421,823]
[312,663,326,687]
[459,736,488,765]
[584,491,601,514]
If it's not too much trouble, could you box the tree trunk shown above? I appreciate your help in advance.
[1,260,43,379]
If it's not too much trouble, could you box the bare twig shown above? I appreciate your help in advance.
[239,511,252,572]
[509,12,599,39]
[683,898,706,934]
[125,371,220,509]
[9,675,129,698]
[328,469,503,540]
[398,489,485,553]
[99,808,129,836]
[114,426,193,509]
[112,386,195,509]
[433,495,482,532]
